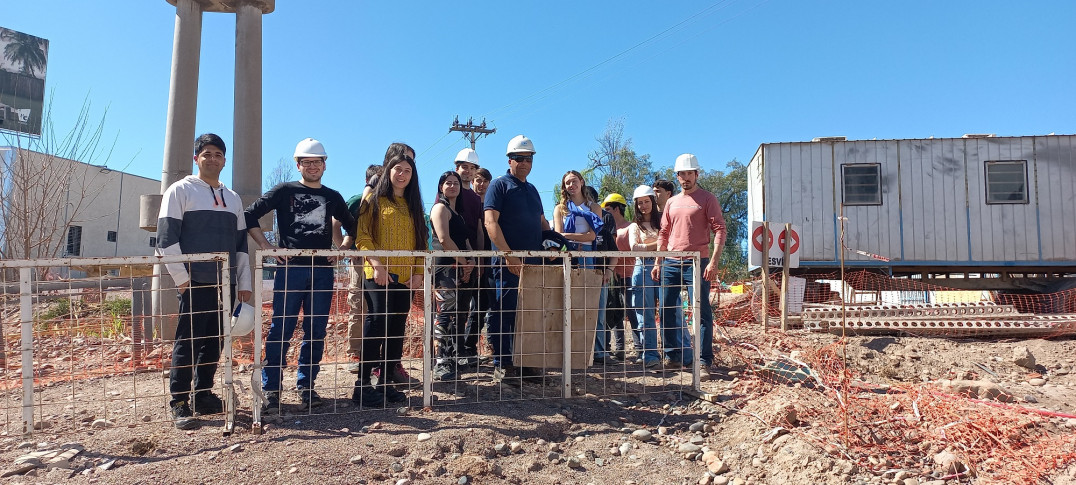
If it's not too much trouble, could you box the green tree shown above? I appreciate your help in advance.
[579,119,749,281]
[582,119,655,218]
[1,31,48,78]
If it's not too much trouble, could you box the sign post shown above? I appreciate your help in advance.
[751,222,802,329]
[779,223,792,330]
[750,221,801,268]
[760,222,770,330]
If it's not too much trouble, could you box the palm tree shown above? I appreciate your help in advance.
[2,31,47,79]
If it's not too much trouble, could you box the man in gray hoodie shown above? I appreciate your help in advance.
[156,133,252,429]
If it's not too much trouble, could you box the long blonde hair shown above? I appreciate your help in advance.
[557,170,587,211]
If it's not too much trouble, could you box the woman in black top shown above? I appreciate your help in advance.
[430,171,476,381]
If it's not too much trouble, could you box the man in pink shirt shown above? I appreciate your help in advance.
[651,154,726,379]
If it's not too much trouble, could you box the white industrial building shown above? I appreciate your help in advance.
[748,134,1076,289]
[1,146,159,262]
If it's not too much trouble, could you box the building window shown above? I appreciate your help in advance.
[107,231,117,242]
[842,164,881,205]
[66,226,82,256]
[985,160,1028,204]
[149,236,157,247]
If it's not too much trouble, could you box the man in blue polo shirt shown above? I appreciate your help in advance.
[483,134,550,382]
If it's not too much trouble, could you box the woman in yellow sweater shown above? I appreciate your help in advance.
[351,143,428,407]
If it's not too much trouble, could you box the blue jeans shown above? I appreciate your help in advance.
[489,257,520,368]
[263,264,334,391]
[621,276,640,351]
[659,258,714,366]
[632,259,660,364]
[593,283,610,359]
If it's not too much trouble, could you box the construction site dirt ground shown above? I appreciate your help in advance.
[1,325,1075,484]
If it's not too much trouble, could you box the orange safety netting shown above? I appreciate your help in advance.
[710,270,1076,484]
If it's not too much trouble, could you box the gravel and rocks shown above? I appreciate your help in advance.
[2,326,1075,484]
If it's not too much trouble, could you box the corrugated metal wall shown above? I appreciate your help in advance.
[899,138,969,262]
[835,140,902,262]
[751,135,1076,267]
[965,137,1039,262]
[1036,136,1076,261]
[754,142,836,262]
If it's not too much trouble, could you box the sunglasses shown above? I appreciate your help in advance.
[509,155,534,163]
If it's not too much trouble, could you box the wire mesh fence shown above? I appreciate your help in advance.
[249,249,706,426]
[4,248,1076,482]
[0,253,236,436]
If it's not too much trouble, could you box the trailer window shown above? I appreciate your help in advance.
[985,160,1028,204]
[842,164,881,205]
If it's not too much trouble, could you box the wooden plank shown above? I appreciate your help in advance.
[780,223,791,331]
[761,221,770,329]
[515,265,602,369]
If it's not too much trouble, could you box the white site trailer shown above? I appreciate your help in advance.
[747,134,1076,289]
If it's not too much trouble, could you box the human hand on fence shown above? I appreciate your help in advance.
[650,262,661,282]
[237,290,251,302]
[259,241,287,264]
[506,256,523,276]
[177,281,189,294]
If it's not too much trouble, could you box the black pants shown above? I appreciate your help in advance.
[606,275,628,350]
[463,267,493,356]
[434,266,474,363]
[170,282,227,406]
[357,279,412,386]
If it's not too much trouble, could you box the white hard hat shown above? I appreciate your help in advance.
[673,153,700,173]
[455,148,480,166]
[294,138,328,161]
[506,135,536,156]
[633,185,656,200]
[230,302,256,336]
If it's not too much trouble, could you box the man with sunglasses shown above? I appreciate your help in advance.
[483,135,550,382]
[245,138,357,411]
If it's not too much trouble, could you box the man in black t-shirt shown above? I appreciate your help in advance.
[452,149,485,365]
[245,138,357,411]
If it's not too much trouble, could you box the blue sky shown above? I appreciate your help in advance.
[6,0,1075,221]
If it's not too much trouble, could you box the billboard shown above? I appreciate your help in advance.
[0,27,48,136]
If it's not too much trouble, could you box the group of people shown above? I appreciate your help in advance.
[548,156,727,379]
[155,131,725,430]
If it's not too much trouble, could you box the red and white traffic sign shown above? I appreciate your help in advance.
[778,227,799,254]
[751,224,773,252]
[749,221,801,268]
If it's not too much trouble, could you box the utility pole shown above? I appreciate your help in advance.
[449,116,496,149]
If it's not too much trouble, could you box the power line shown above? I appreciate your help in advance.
[448,116,496,150]
[481,0,739,121]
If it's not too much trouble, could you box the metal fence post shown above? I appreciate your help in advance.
[561,254,572,398]
[19,268,33,436]
[422,254,434,408]
[251,252,264,433]
[219,258,234,435]
[691,256,701,392]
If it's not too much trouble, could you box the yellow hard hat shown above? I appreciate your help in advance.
[601,193,627,208]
